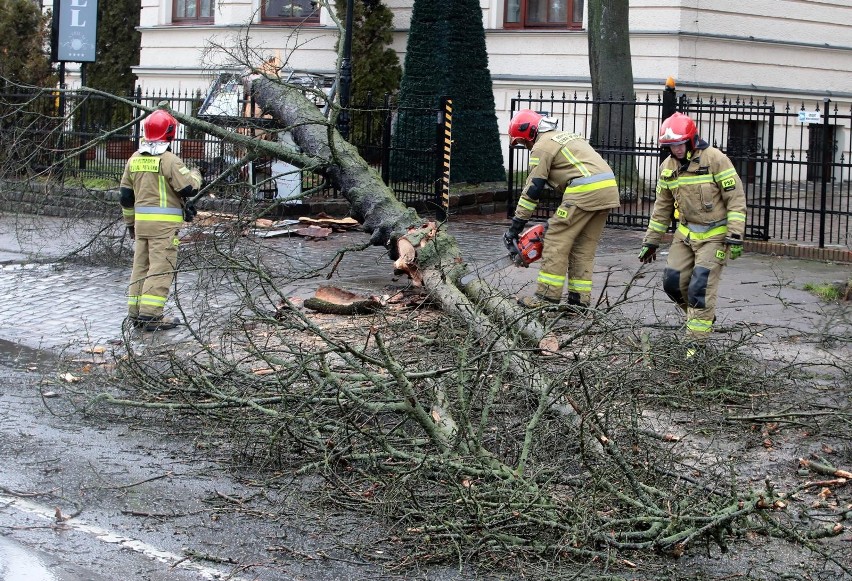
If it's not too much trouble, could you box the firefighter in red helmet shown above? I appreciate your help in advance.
[119,109,202,331]
[505,109,621,310]
[638,112,748,357]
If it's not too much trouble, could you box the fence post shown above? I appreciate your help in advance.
[435,96,452,222]
[133,86,142,148]
[381,93,391,185]
[818,97,831,249]
[660,76,677,163]
[57,62,66,182]
[762,105,775,241]
[507,101,516,219]
[77,76,88,171]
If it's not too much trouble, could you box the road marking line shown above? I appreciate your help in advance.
[0,493,253,581]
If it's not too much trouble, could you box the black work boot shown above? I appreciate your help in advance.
[562,292,590,314]
[138,315,182,332]
[126,315,145,329]
[684,341,705,359]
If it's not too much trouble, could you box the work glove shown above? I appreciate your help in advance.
[503,217,528,257]
[127,225,135,240]
[638,243,658,263]
[724,234,743,260]
[183,202,197,223]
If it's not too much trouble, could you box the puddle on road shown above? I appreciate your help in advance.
[0,339,57,370]
[0,262,63,273]
[0,536,60,581]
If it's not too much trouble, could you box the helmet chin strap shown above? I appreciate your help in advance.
[674,148,694,171]
[671,142,694,160]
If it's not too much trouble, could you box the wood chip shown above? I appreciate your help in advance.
[538,334,559,353]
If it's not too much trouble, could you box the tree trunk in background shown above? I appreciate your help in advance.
[588,0,638,202]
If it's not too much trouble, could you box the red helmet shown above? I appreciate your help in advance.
[509,109,544,146]
[143,110,178,142]
[659,112,697,147]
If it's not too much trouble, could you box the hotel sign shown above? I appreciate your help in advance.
[51,0,99,63]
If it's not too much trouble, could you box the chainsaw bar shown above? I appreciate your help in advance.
[459,254,517,286]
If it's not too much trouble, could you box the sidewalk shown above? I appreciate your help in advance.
[0,212,849,357]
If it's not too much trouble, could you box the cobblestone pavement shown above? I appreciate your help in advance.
[1,212,849,359]
[0,262,128,352]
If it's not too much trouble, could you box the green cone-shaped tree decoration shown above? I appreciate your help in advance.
[0,0,54,86]
[392,0,505,184]
[86,0,141,129]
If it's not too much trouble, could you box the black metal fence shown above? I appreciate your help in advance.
[509,92,852,248]
[0,85,444,212]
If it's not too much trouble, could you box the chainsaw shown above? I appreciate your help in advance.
[460,223,545,286]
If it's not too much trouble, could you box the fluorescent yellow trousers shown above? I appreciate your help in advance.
[535,206,610,304]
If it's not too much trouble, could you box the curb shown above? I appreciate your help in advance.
[655,233,852,264]
[743,240,852,264]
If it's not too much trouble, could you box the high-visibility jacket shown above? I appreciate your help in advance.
[644,145,747,245]
[120,151,201,237]
[513,131,621,221]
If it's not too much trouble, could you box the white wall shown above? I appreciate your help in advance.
[133,0,852,95]
[127,0,852,168]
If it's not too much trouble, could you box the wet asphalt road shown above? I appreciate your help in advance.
[1,212,850,580]
[1,214,542,581]
[0,213,644,355]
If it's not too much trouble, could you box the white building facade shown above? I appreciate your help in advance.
[133,1,852,96]
[128,0,852,152]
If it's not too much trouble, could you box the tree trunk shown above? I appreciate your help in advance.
[588,0,635,139]
[587,0,638,201]
[250,75,552,352]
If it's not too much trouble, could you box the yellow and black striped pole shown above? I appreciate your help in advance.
[437,97,453,222]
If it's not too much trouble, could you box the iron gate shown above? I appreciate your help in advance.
[0,84,445,214]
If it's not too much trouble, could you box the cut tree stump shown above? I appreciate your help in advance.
[303,286,384,315]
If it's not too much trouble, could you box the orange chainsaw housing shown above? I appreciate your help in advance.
[515,224,545,265]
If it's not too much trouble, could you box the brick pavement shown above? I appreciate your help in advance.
[0,262,128,352]
[1,212,849,358]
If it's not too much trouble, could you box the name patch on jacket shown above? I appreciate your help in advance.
[551,132,583,144]
[129,157,161,173]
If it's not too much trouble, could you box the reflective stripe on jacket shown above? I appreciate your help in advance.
[120,151,200,237]
[514,131,620,220]
[643,146,747,246]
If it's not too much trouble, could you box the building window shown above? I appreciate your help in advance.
[505,0,584,29]
[262,0,320,22]
[173,0,215,23]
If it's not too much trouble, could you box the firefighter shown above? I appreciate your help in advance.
[638,112,747,356]
[120,110,202,331]
[504,109,621,310]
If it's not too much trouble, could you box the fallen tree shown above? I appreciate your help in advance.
[104,74,852,576]
[4,71,850,578]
